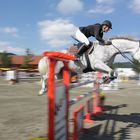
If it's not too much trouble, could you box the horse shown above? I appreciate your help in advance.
[38,37,140,95]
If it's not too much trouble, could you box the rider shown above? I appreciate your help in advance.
[74,20,112,57]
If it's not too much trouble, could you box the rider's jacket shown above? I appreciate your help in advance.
[79,23,105,45]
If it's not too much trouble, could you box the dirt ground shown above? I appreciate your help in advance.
[0,77,139,140]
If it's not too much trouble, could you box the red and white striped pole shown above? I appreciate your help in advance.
[44,51,75,140]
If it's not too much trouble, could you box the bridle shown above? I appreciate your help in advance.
[112,40,140,65]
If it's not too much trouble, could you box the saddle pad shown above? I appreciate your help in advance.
[68,43,94,56]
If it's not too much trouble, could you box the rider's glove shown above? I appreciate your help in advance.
[105,40,112,45]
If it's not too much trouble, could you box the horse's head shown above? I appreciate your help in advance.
[111,37,140,63]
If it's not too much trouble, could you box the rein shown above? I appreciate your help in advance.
[112,41,140,65]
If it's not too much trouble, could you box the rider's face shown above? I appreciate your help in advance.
[102,25,110,32]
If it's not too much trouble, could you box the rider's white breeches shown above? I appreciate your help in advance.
[75,29,90,45]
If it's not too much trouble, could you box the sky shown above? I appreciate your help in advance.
[0,0,140,60]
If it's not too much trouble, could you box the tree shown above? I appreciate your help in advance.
[131,58,140,73]
[0,51,11,67]
[26,48,33,56]
[20,48,33,69]
[112,62,132,68]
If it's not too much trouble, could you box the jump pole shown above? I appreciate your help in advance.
[93,81,103,115]
[43,52,75,140]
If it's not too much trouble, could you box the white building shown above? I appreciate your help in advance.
[115,68,137,77]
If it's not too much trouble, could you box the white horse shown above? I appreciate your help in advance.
[38,37,140,95]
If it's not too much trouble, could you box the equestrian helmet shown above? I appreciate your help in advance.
[102,20,112,29]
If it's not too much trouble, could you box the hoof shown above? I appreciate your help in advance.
[38,91,46,96]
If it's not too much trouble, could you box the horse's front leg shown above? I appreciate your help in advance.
[93,59,112,74]
[93,60,117,83]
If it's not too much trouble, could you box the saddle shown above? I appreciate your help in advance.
[68,43,95,73]
[67,43,94,56]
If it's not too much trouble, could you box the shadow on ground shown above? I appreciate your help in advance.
[79,104,140,140]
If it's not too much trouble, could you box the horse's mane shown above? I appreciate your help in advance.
[109,36,139,42]
[93,36,139,48]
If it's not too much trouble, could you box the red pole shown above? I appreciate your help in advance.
[48,59,56,140]
[44,51,75,140]
[93,81,102,115]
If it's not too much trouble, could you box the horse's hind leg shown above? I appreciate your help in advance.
[38,75,48,96]
[38,74,58,96]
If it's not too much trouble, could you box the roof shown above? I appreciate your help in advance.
[11,56,43,65]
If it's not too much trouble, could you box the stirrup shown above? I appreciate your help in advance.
[76,43,88,57]
[75,54,80,60]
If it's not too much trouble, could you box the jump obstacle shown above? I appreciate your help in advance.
[42,52,104,140]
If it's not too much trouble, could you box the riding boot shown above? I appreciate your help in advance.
[76,43,89,58]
